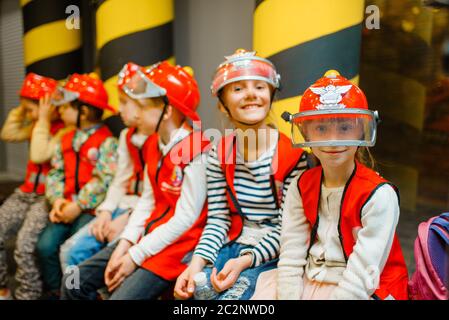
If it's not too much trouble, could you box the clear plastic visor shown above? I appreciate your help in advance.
[291,110,378,148]
[51,87,79,106]
[122,69,167,100]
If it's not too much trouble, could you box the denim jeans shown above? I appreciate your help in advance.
[36,213,95,292]
[59,207,128,270]
[201,242,278,300]
[60,243,171,300]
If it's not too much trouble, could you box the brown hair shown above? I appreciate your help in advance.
[355,146,376,169]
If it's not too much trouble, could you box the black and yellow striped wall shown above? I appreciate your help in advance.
[96,0,175,112]
[21,0,83,80]
[253,0,365,137]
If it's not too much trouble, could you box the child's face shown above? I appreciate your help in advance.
[302,118,364,143]
[312,145,358,169]
[58,103,78,127]
[20,98,39,121]
[118,91,140,127]
[220,80,272,126]
[138,97,165,135]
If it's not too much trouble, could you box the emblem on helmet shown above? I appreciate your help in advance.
[310,84,352,109]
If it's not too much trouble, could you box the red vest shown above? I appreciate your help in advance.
[61,125,113,203]
[141,130,211,280]
[217,132,306,243]
[298,161,409,300]
[19,120,65,195]
[125,127,151,196]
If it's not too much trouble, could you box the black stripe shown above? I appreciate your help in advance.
[255,0,265,10]
[22,0,81,34]
[98,22,173,81]
[269,23,363,100]
[26,49,83,80]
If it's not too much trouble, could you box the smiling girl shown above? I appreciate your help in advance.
[174,49,308,300]
[277,70,409,300]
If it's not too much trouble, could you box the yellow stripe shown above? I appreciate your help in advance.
[273,75,359,136]
[254,0,364,58]
[97,0,174,50]
[103,56,176,111]
[20,0,32,7]
[24,20,81,66]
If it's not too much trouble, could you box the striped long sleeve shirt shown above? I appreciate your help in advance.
[194,136,308,268]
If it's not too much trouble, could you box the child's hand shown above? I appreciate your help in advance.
[210,254,253,293]
[105,213,129,243]
[104,239,133,288]
[105,253,137,292]
[90,210,113,242]
[38,93,55,123]
[59,202,82,224]
[49,198,69,223]
[174,256,207,300]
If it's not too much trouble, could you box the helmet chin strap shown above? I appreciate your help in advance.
[218,89,277,127]
[154,96,169,133]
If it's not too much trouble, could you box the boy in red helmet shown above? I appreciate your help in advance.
[58,62,154,269]
[61,61,211,300]
[0,73,72,300]
[36,73,119,299]
[277,70,408,300]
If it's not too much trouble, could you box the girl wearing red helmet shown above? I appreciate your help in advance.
[61,61,211,300]
[174,49,308,300]
[36,73,119,299]
[0,73,72,300]
[58,62,153,271]
[277,70,408,300]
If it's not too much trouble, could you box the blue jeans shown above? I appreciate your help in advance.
[59,207,128,270]
[202,242,278,300]
[36,213,95,292]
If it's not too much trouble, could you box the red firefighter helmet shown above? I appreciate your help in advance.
[123,61,201,122]
[287,70,379,148]
[52,73,115,113]
[117,62,141,91]
[19,73,57,101]
[211,49,281,96]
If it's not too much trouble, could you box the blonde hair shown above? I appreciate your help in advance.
[355,146,376,169]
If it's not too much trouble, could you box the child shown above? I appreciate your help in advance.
[174,49,308,300]
[277,70,409,300]
[58,62,152,270]
[0,73,69,300]
[61,61,211,300]
[36,73,119,299]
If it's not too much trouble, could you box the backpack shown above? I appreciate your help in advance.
[409,212,449,300]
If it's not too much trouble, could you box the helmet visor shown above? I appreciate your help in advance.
[211,56,280,95]
[291,109,378,148]
[122,69,166,100]
[51,86,79,106]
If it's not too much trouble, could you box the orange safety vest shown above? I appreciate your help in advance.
[19,120,65,195]
[140,130,211,280]
[61,125,113,204]
[125,127,151,196]
[217,132,306,243]
[297,161,409,300]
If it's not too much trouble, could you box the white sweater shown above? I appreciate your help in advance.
[277,175,400,300]
[120,128,207,266]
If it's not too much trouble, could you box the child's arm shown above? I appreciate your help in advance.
[277,175,311,300]
[126,153,208,265]
[329,184,400,300]
[0,106,33,142]
[95,129,134,214]
[75,136,118,211]
[45,142,66,206]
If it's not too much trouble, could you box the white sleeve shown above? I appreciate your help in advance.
[277,175,311,300]
[96,129,134,213]
[120,166,155,244]
[330,184,400,300]
[128,153,207,266]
